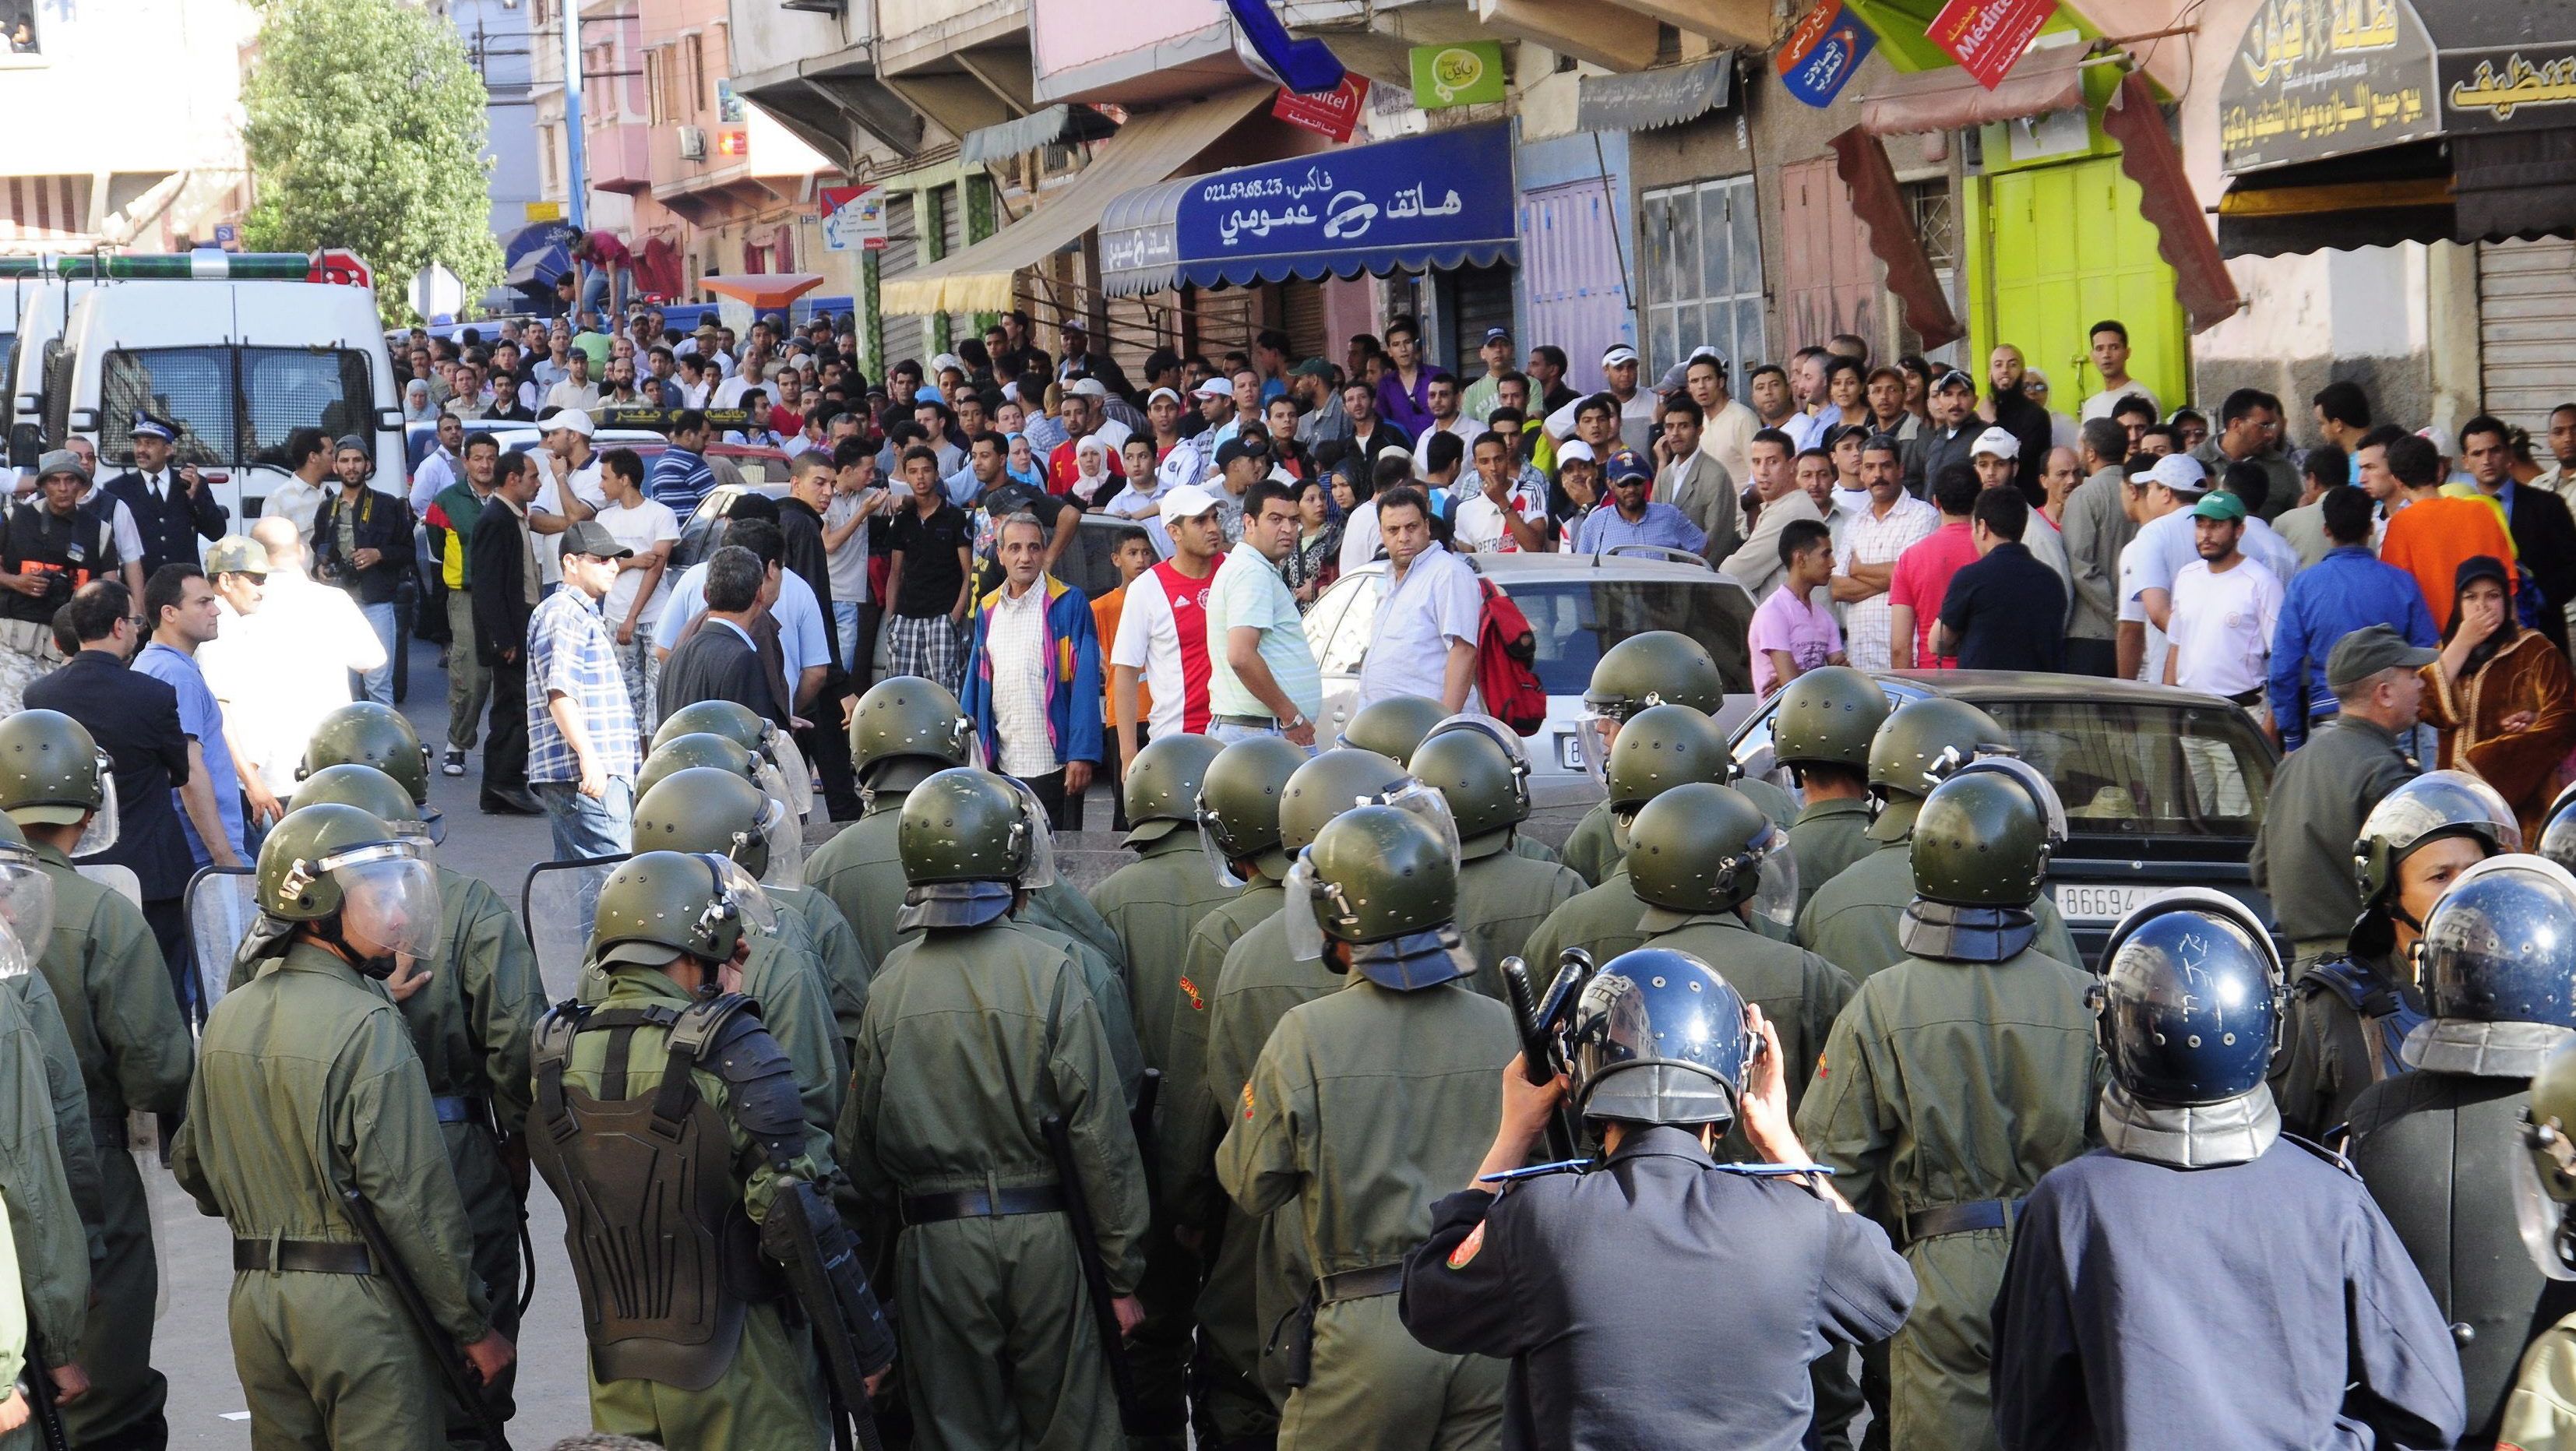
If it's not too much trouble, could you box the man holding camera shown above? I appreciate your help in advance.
[0,449,122,713]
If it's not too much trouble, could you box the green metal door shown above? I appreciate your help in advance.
[1972,155,2188,414]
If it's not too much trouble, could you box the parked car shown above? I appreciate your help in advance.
[1300,550,1758,779]
[1727,670,2282,965]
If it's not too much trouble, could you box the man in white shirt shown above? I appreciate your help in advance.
[1831,435,1940,670]
[823,440,889,679]
[530,408,605,589]
[203,517,385,803]
[1721,431,1826,602]
[1682,348,1761,490]
[545,351,603,413]
[259,428,331,546]
[2116,453,2211,683]
[1070,379,1132,452]
[593,446,680,735]
[1109,487,1228,772]
[1409,372,1477,478]
[2077,319,2157,422]
[1204,477,1323,748]
[408,411,466,512]
[1355,485,1481,713]
[1600,343,1660,455]
[2165,491,2283,763]
[1970,425,2070,612]
[1454,432,1549,554]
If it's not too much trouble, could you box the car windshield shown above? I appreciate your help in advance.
[1505,577,1754,695]
[100,344,375,467]
[1985,699,2271,841]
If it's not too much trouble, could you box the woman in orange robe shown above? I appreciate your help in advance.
[2419,555,2576,842]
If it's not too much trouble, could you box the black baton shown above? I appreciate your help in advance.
[1041,1113,1143,1432]
[341,1187,515,1451]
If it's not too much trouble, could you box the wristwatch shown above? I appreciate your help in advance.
[1284,713,1310,731]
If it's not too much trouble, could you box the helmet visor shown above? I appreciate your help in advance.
[1198,808,1249,890]
[704,854,782,940]
[329,850,443,964]
[1281,851,1327,963]
[1577,709,1619,789]
[754,793,805,889]
[0,924,30,984]
[2518,1118,2576,1281]
[1750,823,1799,928]
[1376,780,1464,868]
[0,858,55,961]
[70,766,119,859]
[1004,777,1059,891]
[766,733,813,822]
[2372,769,2525,861]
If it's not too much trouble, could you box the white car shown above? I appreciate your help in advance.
[1301,549,1758,778]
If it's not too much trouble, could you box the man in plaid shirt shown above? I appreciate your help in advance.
[1832,434,1940,670]
[527,519,642,858]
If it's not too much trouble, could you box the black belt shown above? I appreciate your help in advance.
[430,1094,482,1125]
[1316,1263,1406,1305]
[1904,1198,2025,1245]
[234,1238,377,1275]
[1212,713,1277,729]
[2228,688,2265,707]
[900,1184,1066,1227]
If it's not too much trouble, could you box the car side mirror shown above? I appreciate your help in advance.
[376,407,403,432]
[6,422,41,469]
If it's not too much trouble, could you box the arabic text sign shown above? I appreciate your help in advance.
[1928,0,2056,89]
[2442,46,2576,131]
[2218,0,2440,172]
[1777,2,1876,108]
[1410,41,1506,108]
[819,185,887,253]
[1172,122,1517,286]
[1274,73,1369,141]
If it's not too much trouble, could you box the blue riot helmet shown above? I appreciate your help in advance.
[1566,948,1755,1130]
[2095,888,2286,1105]
[2538,780,2576,879]
[2352,769,2521,956]
[2416,854,2576,1028]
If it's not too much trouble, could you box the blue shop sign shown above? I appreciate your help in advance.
[1172,122,1519,288]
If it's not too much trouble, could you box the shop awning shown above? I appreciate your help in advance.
[958,104,1122,165]
[700,273,827,314]
[2099,72,2243,330]
[1827,127,1964,349]
[880,84,1275,315]
[1575,58,1736,133]
[1859,44,2090,134]
[1094,121,1520,297]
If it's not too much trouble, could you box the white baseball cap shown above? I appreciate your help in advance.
[2130,453,2210,494]
[1158,483,1223,526]
[548,408,596,438]
[1070,378,1109,398]
[1970,426,2020,461]
[1556,441,1598,464]
[1601,344,1639,368]
[930,352,966,375]
[1146,386,1182,407]
[1191,379,1232,400]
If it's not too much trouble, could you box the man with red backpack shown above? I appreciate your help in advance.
[1357,485,1488,715]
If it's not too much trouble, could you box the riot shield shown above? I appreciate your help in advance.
[184,865,261,1010]
[520,855,630,1003]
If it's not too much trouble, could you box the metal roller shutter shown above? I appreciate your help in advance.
[2479,238,2576,440]
[878,194,925,378]
[1448,262,1515,370]
[1283,278,1327,361]
[936,185,973,352]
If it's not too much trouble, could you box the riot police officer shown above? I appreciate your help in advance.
[1625,781,1852,1124]
[1400,947,1915,1446]
[1409,716,1585,999]
[628,766,855,1134]
[298,700,442,822]
[0,707,192,1449]
[1563,632,1731,885]
[1522,704,1734,975]
[530,848,890,1449]
[802,677,967,970]
[0,812,101,1287]
[1992,889,2466,1449]
[280,760,544,1447]
[1218,803,1517,1447]
[1799,759,2102,1451]
[0,833,91,1440]
[2500,1039,2576,1446]
[171,803,513,1449]
[1798,696,2084,977]
[2347,854,2576,1445]
[1769,665,1891,913]
[2274,769,2518,1140]
[1337,693,1448,766]
[634,727,763,801]
[840,767,1147,1450]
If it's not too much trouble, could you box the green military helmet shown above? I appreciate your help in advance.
[1910,767,2053,909]
[1605,704,1732,814]
[848,675,974,791]
[1866,696,2010,803]
[1771,666,1891,773]
[301,701,433,805]
[898,768,1048,930]
[1196,734,1308,881]
[0,709,110,826]
[1627,782,1774,916]
[1338,696,1448,764]
[1280,747,1411,854]
[1582,631,1726,717]
[1409,719,1531,849]
[1306,804,1459,945]
[257,802,400,921]
[1122,734,1225,847]
[636,731,764,803]
[290,764,432,843]
[633,767,792,882]
[652,699,773,758]
[205,534,267,579]
[590,849,763,970]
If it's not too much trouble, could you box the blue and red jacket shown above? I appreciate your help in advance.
[960,574,1105,770]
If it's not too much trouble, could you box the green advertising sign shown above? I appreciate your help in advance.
[1411,41,1506,107]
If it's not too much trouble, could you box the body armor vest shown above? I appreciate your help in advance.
[2299,955,2426,1086]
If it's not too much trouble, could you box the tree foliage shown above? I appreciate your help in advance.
[241,0,504,325]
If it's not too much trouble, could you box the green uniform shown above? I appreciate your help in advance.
[1453,838,1586,1002]
[805,799,909,974]
[1559,801,1619,887]
[1738,773,1801,833]
[170,942,491,1451]
[548,970,832,1450]
[2252,713,2418,963]
[1508,833,1559,866]
[773,882,872,1060]
[1519,870,1652,980]
[1797,813,2084,979]
[1011,917,1147,1108]
[5,969,102,1261]
[0,977,88,1409]
[1218,977,1514,1449]
[580,919,845,1141]
[1088,833,1235,1076]
[840,921,1149,1451]
[1026,879,1130,983]
[1788,797,1875,916]
[2503,1311,2576,1450]
[1795,945,2105,1451]
[1638,908,1853,1120]
[29,841,192,1446]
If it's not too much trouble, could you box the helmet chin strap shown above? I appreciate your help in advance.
[312,914,398,981]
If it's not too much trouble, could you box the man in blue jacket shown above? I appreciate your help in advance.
[2267,484,2437,750]
[961,511,1101,829]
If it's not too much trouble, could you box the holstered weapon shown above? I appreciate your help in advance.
[341,1187,514,1451]
[1041,1113,1143,1433]
[761,1178,893,1451]
[20,1327,65,1451]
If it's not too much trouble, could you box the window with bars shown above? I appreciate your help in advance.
[1639,176,1764,379]
[1901,178,1965,362]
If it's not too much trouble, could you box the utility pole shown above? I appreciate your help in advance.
[562,0,587,233]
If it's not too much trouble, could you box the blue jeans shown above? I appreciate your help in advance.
[357,601,397,706]
[536,777,633,861]
[833,601,861,675]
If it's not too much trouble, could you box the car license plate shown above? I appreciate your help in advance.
[2053,882,2157,922]
[1557,733,1585,772]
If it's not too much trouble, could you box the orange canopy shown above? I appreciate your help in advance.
[699,273,826,309]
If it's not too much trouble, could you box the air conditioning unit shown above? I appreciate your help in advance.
[677,125,707,160]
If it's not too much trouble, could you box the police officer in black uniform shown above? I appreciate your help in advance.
[1397,947,1915,1448]
[2345,853,2576,1448]
[2273,770,2518,1140]
[1991,889,2466,1449]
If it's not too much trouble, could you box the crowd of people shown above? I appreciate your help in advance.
[5,292,2576,1451]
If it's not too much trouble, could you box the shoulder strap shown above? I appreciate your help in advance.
[532,999,593,1143]
[658,992,762,1133]
[2279,1130,2362,1179]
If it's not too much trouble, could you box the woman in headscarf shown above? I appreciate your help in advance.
[2419,553,2576,840]
[1003,432,1047,490]
[402,378,437,424]
[1065,434,1115,508]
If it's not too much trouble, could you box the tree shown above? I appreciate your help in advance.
[241,0,504,326]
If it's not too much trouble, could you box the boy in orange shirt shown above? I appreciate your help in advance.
[1092,525,1158,830]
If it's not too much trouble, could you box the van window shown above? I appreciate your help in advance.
[100,345,375,467]
[1505,579,1756,696]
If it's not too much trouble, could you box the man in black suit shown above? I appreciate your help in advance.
[95,413,226,577]
[2464,413,2576,655]
[656,544,781,728]
[23,579,199,1014]
[468,448,544,814]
